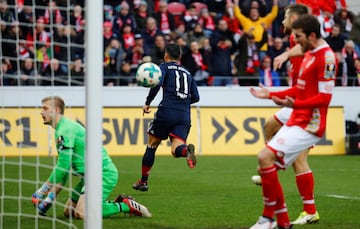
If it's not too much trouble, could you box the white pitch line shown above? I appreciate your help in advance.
[326,194,360,200]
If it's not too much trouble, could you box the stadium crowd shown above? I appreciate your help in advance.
[1,0,359,86]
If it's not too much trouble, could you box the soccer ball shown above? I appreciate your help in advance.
[136,62,162,88]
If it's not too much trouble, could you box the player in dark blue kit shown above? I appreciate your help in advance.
[132,43,200,192]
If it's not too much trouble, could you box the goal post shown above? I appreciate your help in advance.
[84,0,103,228]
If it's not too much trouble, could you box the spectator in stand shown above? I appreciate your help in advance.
[208,0,229,22]
[125,33,147,80]
[325,24,346,53]
[349,12,360,55]
[53,25,76,73]
[119,23,135,52]
[187,23,206,44]
[69,4,85,35]
[103,20,117,51]
[234,28,267,86]
[1,58,16,85]
[233,0,279,61]
[239,0,269,18]
[335,51,347,86]
[19,57,40,86]
[26,17,50,58]
[198,7,216,38]
[353,57,360,86]
[342,40,358,86]
[41,58,68,86]
[182,40,211,86]
[317,6,335,38]
[70,57,85,86]
[104,38,126,86]
[209,18,235,86]
[150,34,166,65]
[259,55,280,86]
[142,16,163,57]
[153,0,176,36]
[222,1,243,44]
[199,37,214,85]
[2,21,22,73]
[18,3,35,38]
[184,4,199,32]
[334,8,353,39]
[134,0,150,33]
[43,1,63,25]
[112,1,136,37]
[0,0,15,34]
[267,36,288,84]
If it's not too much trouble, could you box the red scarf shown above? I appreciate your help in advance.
[264,68,272,86]
[160,13,170,34]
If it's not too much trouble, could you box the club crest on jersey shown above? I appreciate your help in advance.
[56,136,65,150]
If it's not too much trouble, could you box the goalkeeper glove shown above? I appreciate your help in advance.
[32,183,52,206]
[37,192,55,216]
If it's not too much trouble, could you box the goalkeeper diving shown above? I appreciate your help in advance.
[31,96,151,218]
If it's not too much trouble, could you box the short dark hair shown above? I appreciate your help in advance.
[165,43,182,60]
[286,4,309,16]
[292,14,321,38]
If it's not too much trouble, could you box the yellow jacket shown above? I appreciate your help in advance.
[234,5,278,51]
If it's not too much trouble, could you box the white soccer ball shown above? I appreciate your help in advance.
[136,62,162,88]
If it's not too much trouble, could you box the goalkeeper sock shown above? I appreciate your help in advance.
[119,202,130,213]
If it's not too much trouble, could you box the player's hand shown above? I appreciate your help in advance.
[272,96,294,107]
[142,105,151,116]
[32,192,44,206]
[273,52,289,70]
[249,83,270,99]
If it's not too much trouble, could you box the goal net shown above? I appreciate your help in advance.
[1,0,103,228]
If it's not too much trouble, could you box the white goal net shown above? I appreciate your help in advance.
[1,0,103,228]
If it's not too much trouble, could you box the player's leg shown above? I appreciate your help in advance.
[291,149,320,225]
[171,136,196,168]
[64,179,84,218]
[250,147,283,229]
[133,133,162,191]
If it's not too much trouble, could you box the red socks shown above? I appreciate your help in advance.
[296,171,316,214]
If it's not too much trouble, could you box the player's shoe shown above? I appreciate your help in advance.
[291,211,320,225]
[250,216,277,229]
[122,197,152,217]
[132,180,149,192]
[251,175,262,186]
[186,144,196,168]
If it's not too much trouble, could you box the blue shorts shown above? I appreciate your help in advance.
[148,107,191,142]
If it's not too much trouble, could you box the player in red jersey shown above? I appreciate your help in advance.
[251,4,322,226]
[249,14,336,229]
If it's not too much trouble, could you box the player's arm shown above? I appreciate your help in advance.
[32,148,71,215]
[274,44,303,70]
[190,82,200,104]
[293,80,334,108]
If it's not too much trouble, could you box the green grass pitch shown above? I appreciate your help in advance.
[1,155,360,229]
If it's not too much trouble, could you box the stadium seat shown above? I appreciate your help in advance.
[168,2,187,27]
[190,2,208,14]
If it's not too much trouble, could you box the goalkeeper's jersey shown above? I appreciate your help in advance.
[48,117,114,184]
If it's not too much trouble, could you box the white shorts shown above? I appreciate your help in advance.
[267,125,321,169]
[274,107,293,125]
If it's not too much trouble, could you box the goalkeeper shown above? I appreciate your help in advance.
[31,96,151,218]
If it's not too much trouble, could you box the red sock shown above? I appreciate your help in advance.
[274,181,291,228]
[260,166,278,219]
[296,171,316,214]
[141,166,151,183]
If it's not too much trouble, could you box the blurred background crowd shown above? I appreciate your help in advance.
[1,0,360,86]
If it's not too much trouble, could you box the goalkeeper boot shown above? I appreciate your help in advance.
[291,211,320,225]
[122,197,152,217]
[186,144,196,168]
[114,193,135,203]
[132,180,149,192]
[251,175,262,186]
[32,193,44,206]
[37,201,52,216]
